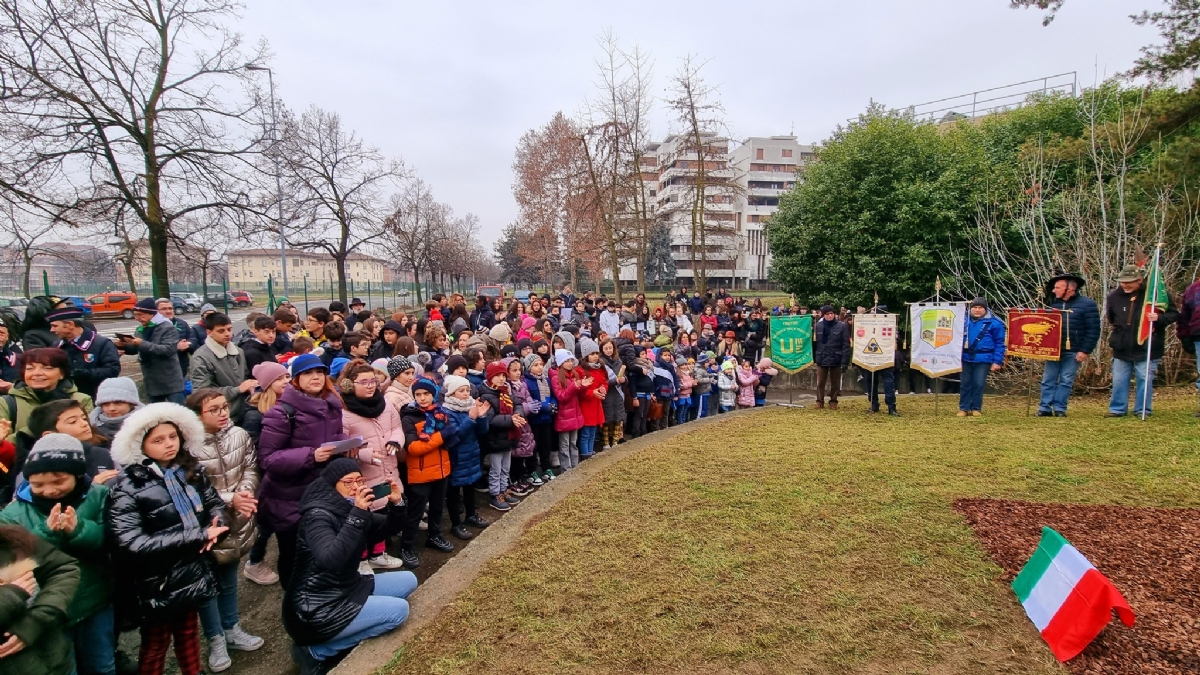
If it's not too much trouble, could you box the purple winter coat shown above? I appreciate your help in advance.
[509,377,536,458]
[256,384,348,532]
[550,367,585,433]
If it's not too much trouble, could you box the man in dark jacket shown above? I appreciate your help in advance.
[1106,264,1178,418]
[863,305,900,416]
[285,458,412,674]
[115,297,185,403]
[47,306,121,400]
[1176,275,1200,415]
[156,298,194,379]
[1038,273,1101,417]
[469,296,495,332]
[813,305,850,410]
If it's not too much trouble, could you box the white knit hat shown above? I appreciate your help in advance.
[442,374,472,398]
[94,377,141,406]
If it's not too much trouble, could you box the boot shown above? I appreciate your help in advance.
[814,401,825,410]
[829,401,838,411]
[290,643,328,675]
[208,635,232,673]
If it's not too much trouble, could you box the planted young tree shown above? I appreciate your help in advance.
[0,0,269,298]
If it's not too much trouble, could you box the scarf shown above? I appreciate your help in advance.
[584,359,603,371]
[343,390,387,419]
[30,381,74,405]
[494,383,521,441]
[157,464,204,531]
[417,403,448,441]
[26,474,91,513]
[530,371,551,402]
[442,394,475,413]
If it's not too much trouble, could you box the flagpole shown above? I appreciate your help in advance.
[1141,243,1164,421]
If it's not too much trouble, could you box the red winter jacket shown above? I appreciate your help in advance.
[577,364,607,427]
[550,367,585,433]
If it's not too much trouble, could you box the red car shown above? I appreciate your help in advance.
[228,290,253,307]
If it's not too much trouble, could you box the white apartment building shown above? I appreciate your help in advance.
[619,134,814,289]
[228,249,387,287]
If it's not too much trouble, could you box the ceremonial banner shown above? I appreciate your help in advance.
[909,302,966,377]
[851,313,896,372]
[1007,309,1063,361]
[768,315,812,373]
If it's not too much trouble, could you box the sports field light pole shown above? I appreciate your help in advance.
[245,64,288,298]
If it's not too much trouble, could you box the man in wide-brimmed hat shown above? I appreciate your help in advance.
[1105,263,1178,418]
[1037,272,1101,417]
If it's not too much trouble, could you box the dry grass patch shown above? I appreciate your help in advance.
[384,394,1200,675]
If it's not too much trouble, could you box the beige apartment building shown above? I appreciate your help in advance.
[227,249,387,287]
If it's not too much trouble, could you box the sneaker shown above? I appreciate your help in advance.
[957,411,968,417]
[368,553,405,569]
[290,643,325,675]
[504,490,522,505]
[508,482,531,497]
[224,624,264,652]
[208,635,232,673]
[970,411,981,417]
[418,517,428,531]
[466,514,491,528]
[529,473,544,487]
[489,495,511,511]
[888,409,901,417]
[358,560,375,576]
[1035,410,1053,417]
[426,535,454,552]
[398,547,420,569]
[1053,411,1066,417]
[451,524,474,540]
[1105,412,1126,418]
[544,470,556,481]
[242,560,279,586]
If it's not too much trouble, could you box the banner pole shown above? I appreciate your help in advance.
[1026,362,1035,417]
[934,376,939,416]
[1141,243,1163,422]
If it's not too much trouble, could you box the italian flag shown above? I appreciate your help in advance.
[1138,252,1168,345]
[1012,527,1135,662]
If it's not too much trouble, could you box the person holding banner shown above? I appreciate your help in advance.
[814,305,850,410]
[1038,273,1101,417]
[861,305,900,416]
[959,298,1006,417]
[1105,263,1177,418]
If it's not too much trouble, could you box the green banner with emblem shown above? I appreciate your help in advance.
[768,315,813,373]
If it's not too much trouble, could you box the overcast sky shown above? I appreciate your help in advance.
[238,0,1157,246]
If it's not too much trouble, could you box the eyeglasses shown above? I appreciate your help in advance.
[354,379,378,388]
[340,477,365,486]
[203,404,231,416]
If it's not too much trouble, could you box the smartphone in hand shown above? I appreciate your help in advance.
[370,482,392,500]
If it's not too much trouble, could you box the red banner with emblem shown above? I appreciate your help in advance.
[1006,309,1063,361]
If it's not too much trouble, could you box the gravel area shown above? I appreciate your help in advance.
[955,498,1200,674]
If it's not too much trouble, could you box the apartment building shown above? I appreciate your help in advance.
[227,249,387,287]
[619,133,814,289]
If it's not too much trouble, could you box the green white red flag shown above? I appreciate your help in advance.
[1012,527,1135,661]
[1138,252,1168,345]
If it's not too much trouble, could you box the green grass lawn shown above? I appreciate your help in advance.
[384,393,1200,675]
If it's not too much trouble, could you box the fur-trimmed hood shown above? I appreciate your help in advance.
[110,402,206,467]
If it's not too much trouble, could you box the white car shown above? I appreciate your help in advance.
[171,292,202,313]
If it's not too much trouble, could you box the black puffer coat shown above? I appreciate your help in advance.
[813,319,851,368]
[284,476,405,646]
[106,403,228,620]
[476,384,517,455]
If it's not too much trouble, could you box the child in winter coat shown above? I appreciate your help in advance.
[0,434,111,675]
[506,358,541,489]
[550,350,586,471]
[576,338,607,459]
[597,338,626,450]
[650,349,677,432]
[674,355,694,425]
[338,362,406,571]
[107,403,230,675]
[17,399,118,489]
[717,360,738,413]
[477,362,525,510]
[88,377,144,443]
[691,355,712,419]
[625,347,655,439]
[755,358,780,407]
[0,522,80,675]
[399,378,456,569]
[736,359,760,409]
[185,388,264,671]
[522,354,558,481]
[440,374,491,539]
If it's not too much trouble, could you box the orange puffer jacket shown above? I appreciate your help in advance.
[399,403,453,484]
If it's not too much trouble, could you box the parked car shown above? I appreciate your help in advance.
[171,292,202,312]
[228,289,253,307]
[395,289,412,298]
[202,291,251,308]
[60,296,94,318]
[477,285,505,301]
[87,291,138,319]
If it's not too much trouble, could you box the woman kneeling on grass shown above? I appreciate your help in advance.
[285,458,412,675]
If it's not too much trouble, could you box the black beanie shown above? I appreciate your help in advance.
[443,354,468,374]
[322,457,362,485]
[24,433,87,478]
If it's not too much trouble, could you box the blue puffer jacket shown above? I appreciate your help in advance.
[962,312,1007,365]
[1047,294,1100,354]
[443,407,488,487]
[522,374,557,426]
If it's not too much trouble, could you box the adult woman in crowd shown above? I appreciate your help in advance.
[338,361,406,570]
[284,458,412,675]
[1,348,93,444]
[186,388,264,671]
[257,354,348,589]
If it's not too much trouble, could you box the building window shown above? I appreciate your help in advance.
[782,149,793,158]
[755,148,764,160]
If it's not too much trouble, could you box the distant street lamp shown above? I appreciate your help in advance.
[245,64,287,296]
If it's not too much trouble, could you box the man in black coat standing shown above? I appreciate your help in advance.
[115,297,185,403]
[47,306,121,400]
[813,305,850,410]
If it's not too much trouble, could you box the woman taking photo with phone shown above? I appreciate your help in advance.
[257,354,349,589]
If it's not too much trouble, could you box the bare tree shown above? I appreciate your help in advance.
[171,211,233,294]
[278,105,404,304]
[0,0,270,298]
[382,178,438,304]
[0,201,57,297]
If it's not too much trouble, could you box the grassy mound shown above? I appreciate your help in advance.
[385,394,1200,675]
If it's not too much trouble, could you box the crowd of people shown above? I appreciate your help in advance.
[0,285,785,675]
[0,262,1187,675]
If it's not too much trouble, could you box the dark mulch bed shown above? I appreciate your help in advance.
[954,498,1200,675]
